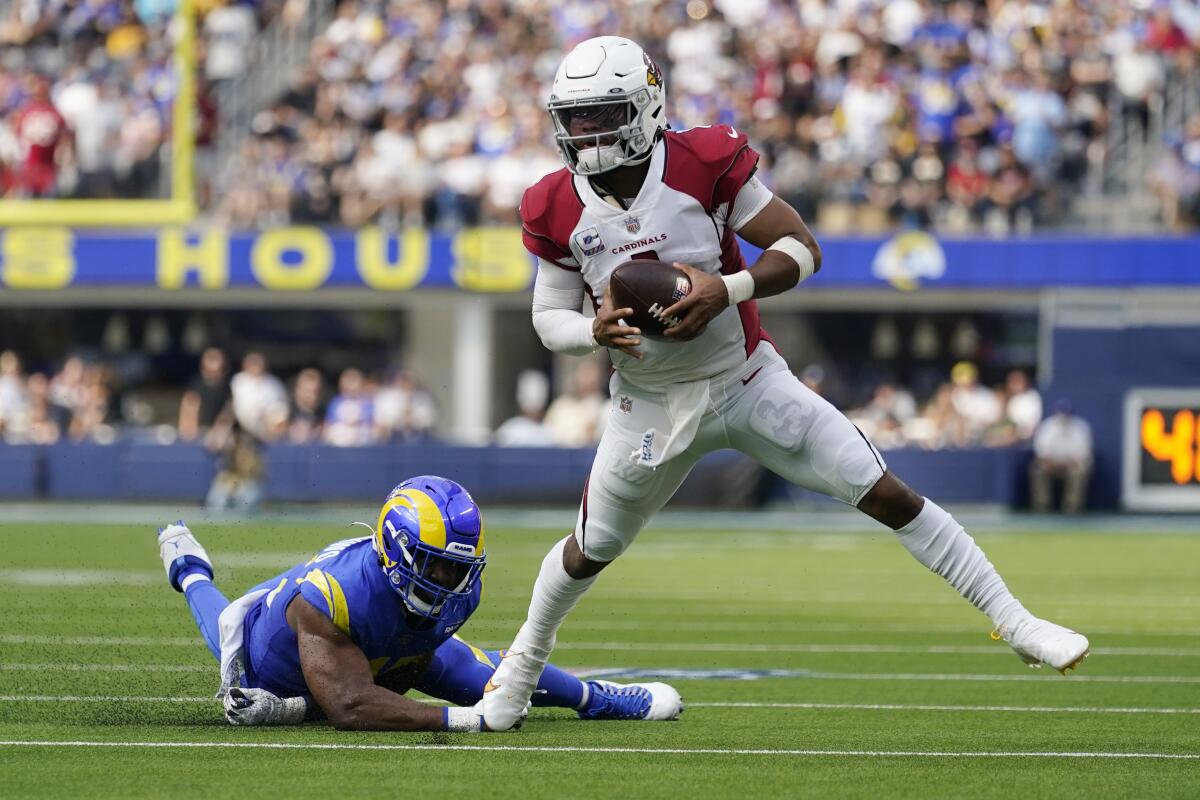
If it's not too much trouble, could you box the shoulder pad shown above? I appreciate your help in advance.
[662,125,759,213]
[519,168,583,267]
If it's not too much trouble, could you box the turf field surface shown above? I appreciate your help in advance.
[1,517,1197,798]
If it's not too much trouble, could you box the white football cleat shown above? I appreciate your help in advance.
[578,680,683,721]
[996,615,1090,674]
[479,649,543,731]
[157,520,213,592]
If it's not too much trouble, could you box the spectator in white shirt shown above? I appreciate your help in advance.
[0,350,28,438]
[230,352,288,442]
[1005,369,1043,440]
[495,370,556,447]
[544,359,607,448]
[1031,399,1093,513]
[950,361,1001,443]
[374,369,437,442]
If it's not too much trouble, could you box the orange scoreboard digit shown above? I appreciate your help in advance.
[1123,389,1200,510]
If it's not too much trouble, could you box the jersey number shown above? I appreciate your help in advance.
[307,536,370,565]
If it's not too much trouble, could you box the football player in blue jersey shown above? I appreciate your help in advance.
[157,475,682,732]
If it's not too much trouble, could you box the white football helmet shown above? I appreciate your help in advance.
[548,36,667,175]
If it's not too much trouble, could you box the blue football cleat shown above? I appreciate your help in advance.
[577,680,683,721]
[157,520,213,592]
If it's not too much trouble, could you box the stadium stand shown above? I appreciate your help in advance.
[0,2,1197,508]
[208,0,1200,232]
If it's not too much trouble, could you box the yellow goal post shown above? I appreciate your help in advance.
[0,0,197,227]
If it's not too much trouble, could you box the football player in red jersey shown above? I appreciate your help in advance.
[481,36,1089,731]
[12,74,71,198]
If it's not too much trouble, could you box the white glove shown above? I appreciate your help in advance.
[472,695,525,734]
[223,687,308,726]
[453,698,529,732]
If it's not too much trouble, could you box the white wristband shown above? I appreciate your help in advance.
[721,270,756,306]
[767,236,816,283]
[445,706,483,732]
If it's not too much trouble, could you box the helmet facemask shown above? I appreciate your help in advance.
[387,534,485,620]
[550,89,657,175]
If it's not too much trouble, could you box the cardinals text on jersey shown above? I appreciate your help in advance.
[520,125,773,392]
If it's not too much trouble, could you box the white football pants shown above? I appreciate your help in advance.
[575,341,886,561]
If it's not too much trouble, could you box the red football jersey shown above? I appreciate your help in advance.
[521,125,773,390]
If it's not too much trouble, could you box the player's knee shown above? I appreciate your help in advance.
[857,472,924,530]
[565,533,613,578]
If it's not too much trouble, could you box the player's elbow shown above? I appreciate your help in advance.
[799,233,822,274]
[324,703,357,731]
[324,693,372,731]
[530,308,554,350]
[329,705,375,731]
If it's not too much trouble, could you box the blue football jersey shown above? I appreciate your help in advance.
[241,536,481,697]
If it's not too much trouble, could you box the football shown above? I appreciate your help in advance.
[608,259,692,335]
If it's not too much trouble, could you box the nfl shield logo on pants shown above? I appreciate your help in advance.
[624,216,641,234]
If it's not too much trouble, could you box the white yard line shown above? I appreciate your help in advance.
[689,702,1200,714]
[0,570,161,587]
[0,635,199,647]
[550,642,1200,657]
[466,619,1200,637]
[3,662,1197,684]
[4,635,1196,658]
[0,695,212,703]
[0,663,210,673]
[0,740,1196,760]
[3,696,1198,715]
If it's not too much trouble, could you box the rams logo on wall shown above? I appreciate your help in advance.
[870,230,946,291]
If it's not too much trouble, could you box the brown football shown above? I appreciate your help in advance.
[608,259,692,335]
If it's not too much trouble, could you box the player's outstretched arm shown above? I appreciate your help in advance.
[288,596,447,732]
[664,196,820,340]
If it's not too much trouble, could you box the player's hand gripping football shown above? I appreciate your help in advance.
[662,262,732,341]
[594,284,644,359]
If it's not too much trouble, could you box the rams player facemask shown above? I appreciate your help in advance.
[374,476,486,620]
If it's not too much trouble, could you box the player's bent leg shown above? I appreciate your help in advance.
[855,471,924,529]
[725,363,887,510]
[726,364,1088,674]
[482,401,701,731]
[417,636,585,709]
[860,475,1090,673]
[156,521,228,660]
[480,536,597,730]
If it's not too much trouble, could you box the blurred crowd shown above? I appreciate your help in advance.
[1,342,1093,512]
[219,0,1200,232]
[844,360,1043,449]
[1,0,188,198]
[0,343,1069,453]
[2,0,1197,229]
[493,357,1055,452]
[0,346,439,447]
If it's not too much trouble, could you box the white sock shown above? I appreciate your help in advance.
[511,536,598,664]
[894,499,1028,630]
[180,573,211,592]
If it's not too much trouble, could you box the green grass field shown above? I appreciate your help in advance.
[1,515,1197,798]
